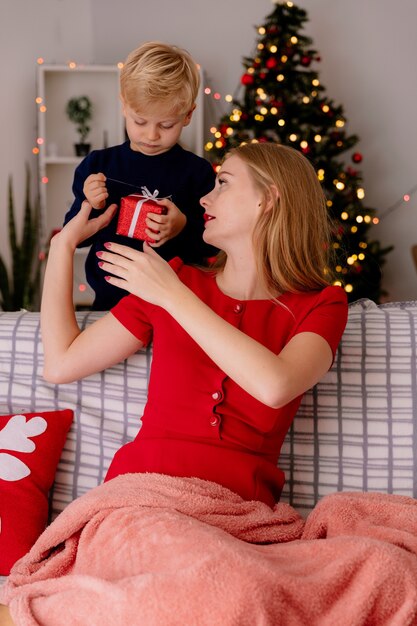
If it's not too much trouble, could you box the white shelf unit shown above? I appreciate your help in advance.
[36,64,125,306]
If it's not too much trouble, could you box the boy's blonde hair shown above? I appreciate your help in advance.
[120,41,200,115]
[215,143,335,296]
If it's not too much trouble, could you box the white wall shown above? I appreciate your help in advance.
[0,0,93,272]
[1,0,417,301]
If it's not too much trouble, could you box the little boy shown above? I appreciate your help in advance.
[64,41,217,310]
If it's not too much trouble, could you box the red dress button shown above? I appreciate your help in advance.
[233,303,243,313]
[212,391,222,401]
[210,416,220,427]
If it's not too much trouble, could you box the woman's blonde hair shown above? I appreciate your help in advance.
[120,41,200,115]
[214,142,335,296]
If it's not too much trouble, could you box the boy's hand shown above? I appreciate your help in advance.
[145,198,187,247]
[83,173,108,209]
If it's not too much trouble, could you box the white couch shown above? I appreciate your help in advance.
[0,298,416,548]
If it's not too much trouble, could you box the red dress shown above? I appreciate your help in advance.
[107,259,348,507]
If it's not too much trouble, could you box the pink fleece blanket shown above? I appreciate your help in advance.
[2,473,417,625]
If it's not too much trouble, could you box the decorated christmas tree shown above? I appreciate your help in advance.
[205,0,391,302]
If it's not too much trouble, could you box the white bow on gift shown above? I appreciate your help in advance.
[128,187,161,238]
[141,186,159,199]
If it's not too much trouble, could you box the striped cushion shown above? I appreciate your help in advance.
[0,299,416,521]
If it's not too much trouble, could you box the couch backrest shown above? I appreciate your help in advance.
[0,298,416,517]
[280,298,417,513]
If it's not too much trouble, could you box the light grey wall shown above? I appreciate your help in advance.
[1,0,416,301]
[0,0,93,279]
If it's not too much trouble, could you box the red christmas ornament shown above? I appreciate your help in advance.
[259,72,266,80]
[352,152,363,163]
[266,57,277,69]
[316,56,321,62]
[258,137,268,143]
[241,73,254,86]
[241,113,249,121]
[346,167,358,177]
[300,56,311,67]
[301,146,311,155]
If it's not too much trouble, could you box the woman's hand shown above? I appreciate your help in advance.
[96,241,184,308]
[54,201,117,251]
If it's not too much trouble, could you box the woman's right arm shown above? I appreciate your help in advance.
[41,202,144,384]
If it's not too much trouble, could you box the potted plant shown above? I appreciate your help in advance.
[66,95,92,156]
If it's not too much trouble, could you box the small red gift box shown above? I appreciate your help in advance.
[116,192,167,243]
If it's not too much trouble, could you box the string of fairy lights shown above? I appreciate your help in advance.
[203,85,416,222]
[32,58,416,295]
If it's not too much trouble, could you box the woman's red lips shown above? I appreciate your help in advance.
[204,214,214,222]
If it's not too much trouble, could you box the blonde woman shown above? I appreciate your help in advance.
[48,140,347,506]
[0,142,347,624]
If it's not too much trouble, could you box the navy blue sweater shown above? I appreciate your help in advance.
[64,141,217,309]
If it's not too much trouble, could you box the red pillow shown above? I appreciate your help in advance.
[0,409,73,575]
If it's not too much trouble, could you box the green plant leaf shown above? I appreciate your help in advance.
[8,176,17,257]
[0,255,11,310]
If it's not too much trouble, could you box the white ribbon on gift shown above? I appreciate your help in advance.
[128,187,160,238]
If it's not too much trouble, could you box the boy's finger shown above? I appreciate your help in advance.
[147,238,165,248]
[147,213,165,224]
[155,197,173,209]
